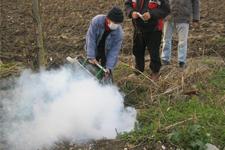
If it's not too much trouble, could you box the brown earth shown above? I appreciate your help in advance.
[1,0,225,68]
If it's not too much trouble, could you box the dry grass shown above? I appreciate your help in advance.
[114,56,224,108]
[0,62,24,78]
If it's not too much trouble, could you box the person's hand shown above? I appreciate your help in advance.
[142,12,151,21]
[132,11,139,19]
[88,58,98,65]
[104,68,111,78]
[192,21,200,28]
[165,15,172,21]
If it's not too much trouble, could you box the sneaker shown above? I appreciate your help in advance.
[179,62,186,69]
[162,60,170,65]
[150,72,160,81]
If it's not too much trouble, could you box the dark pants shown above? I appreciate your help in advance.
[96,47,106,67]
[133,29,162,73]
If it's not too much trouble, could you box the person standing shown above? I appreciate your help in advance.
[161,0,200,68]
[125,0,170,81]
[85,6,124,78]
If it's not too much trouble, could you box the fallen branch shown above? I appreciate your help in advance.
[160,117,194,131]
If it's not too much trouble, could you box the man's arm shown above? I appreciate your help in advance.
[192,0,200,22]
[149,0,170,19]
[86,17,98,59]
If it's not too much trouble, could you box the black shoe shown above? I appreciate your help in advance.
[162,60,170,65]
[179,62,186,68]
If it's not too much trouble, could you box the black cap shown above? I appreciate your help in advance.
[107,6,124,23]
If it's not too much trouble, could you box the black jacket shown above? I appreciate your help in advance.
[125,0,170,31]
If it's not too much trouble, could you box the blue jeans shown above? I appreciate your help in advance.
[161,19,189,63]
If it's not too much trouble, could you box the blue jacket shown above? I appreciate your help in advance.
[85,15,123,70]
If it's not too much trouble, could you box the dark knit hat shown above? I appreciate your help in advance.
[107,6,124,23]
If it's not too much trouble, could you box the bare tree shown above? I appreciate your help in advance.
[32,0,46,69]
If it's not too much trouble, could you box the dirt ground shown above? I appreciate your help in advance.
[0,0,225,149]
[1,0,225,67]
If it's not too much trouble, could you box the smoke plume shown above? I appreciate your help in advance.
[0,64,136,150]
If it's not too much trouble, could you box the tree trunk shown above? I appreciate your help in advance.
[32,0,46,69]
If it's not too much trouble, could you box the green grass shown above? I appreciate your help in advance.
[212,36,225,45]
[119,68,225,149]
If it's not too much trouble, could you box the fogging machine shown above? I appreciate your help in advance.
[66,56,113,84]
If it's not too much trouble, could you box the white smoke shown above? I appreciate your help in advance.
[0,65,136,150]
